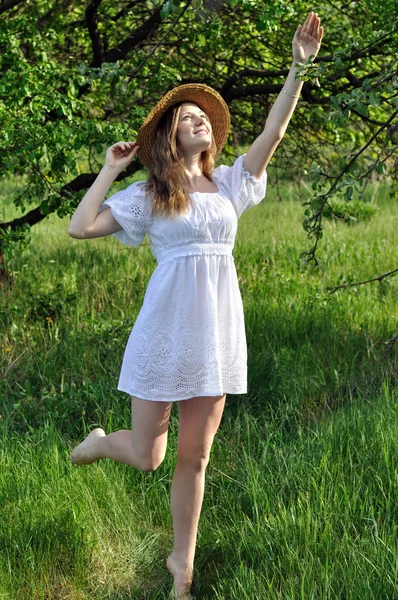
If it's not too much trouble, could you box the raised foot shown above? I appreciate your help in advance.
[166,554,194,599]
[69,428,106,465]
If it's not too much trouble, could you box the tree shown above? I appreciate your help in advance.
[1,0,397,279]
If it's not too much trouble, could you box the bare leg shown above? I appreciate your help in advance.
[166,453,203,599]
[166,394,226,599]
[69,396,172,471]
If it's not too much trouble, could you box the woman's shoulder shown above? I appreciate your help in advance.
[125,179,150,197]
[212,155,244,177]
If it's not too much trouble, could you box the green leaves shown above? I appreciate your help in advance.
[160,0,183,20]
[1,0,396,261]
[344,186,354,202]
[255,0,295,32]
[355,102,368,117]
[0,223,31,260]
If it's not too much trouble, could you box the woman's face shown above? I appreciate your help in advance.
[176,102,212,153]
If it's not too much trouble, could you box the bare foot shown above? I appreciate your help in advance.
[69,428,106,465]
[166,554,194,599]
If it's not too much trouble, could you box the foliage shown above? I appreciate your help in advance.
[0,0,397,261]
[294,17,398,262]
[326,198,379,224]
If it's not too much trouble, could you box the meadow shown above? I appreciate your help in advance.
[1,170,397,599]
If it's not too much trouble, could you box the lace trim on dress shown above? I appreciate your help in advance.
[120,306,247,400]
[240,153,267,184]
[98,181,153,246]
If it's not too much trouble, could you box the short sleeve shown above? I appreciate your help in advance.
[212,153,267,219]
[97,180,153,246]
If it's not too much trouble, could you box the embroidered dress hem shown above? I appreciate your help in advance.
[117,386,247,402]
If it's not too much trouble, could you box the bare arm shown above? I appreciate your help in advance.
[67,141,139,239]
[68,166,120,238]
[243,12,323,178]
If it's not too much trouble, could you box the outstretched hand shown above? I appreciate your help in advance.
[293,11,323,63]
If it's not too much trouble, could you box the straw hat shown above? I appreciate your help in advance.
[136,83,231,168]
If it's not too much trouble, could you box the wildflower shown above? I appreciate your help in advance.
[4,347,11,352]
[46,317,53,323]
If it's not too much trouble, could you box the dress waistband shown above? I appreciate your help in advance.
[154,242,234,265]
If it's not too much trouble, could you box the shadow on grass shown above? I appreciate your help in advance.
[235,300,398,431]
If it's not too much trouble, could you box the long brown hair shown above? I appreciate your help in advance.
[143,102,218,219]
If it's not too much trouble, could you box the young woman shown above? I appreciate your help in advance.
[68,12,323,599]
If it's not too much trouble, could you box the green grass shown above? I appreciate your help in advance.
[1,174,397,598]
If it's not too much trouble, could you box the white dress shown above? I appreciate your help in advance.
[97,153,267,401]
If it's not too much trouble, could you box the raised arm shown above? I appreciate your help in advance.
[68,141,139,239]
[243,11,324,179]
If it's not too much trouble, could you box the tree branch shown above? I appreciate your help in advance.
[302,105,398,265]
[101,3,165,63]
[0,0,24,15]
[327,267,398,294]
[75,2,166,100]
[126,0,192,84]
[0,163,142,231]
[85,0,104,67]
[310,106,398,222]
[326,267,398,361]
